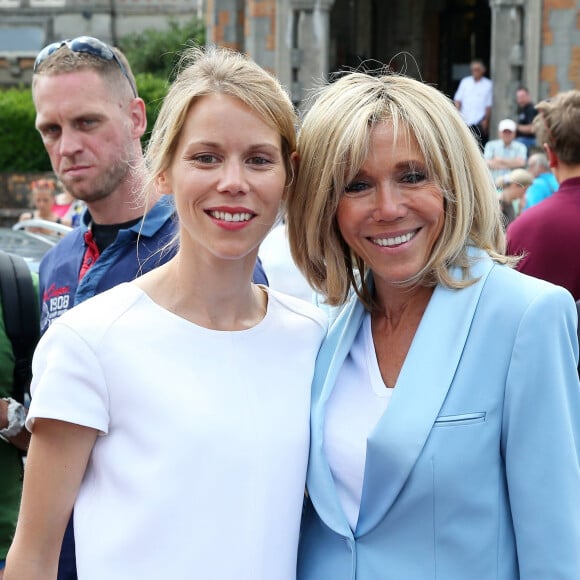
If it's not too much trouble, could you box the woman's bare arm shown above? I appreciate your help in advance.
[4,418,98,580]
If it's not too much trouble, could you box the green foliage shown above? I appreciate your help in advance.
[136,73,170,145]
[119,17,205,82]
[0,87,51,172]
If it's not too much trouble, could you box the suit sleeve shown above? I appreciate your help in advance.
[501,286,580,578]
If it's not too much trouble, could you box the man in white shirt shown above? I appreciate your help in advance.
[484,118,528,182]
[454,59,493,147]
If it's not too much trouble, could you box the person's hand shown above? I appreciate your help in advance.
[0,398,30,451]
[18,212,32,222]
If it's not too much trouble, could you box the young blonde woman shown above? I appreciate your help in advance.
[6,47,326,580]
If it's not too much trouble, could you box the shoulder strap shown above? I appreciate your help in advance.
[0,252,40,404]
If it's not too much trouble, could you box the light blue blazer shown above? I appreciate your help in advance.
[298,249,580,579]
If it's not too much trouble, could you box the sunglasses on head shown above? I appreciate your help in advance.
[34,36,137,97]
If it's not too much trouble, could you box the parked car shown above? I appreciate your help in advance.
[0,220,72,272]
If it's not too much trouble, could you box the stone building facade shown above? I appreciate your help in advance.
[1,0,579,129]
[0,0,202,88]
[205,0,580,129]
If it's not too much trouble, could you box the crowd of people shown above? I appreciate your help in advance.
[454,59,579,307]
[454,59,563,228]
[0,38,579,580]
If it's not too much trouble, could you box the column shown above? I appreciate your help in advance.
[488,0,525,129]
[245,0,276,71]
[289,0,335,108]
[206,0,244,50]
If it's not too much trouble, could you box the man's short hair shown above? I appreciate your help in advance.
[534,90,580,165]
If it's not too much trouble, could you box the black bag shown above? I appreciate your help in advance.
[0,251,40,404]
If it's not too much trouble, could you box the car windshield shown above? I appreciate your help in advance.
[0,220,72,272]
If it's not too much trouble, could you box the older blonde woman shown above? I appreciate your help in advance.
[288,71,580,579]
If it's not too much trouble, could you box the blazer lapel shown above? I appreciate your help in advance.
[356,249,494,535]
[306,295,368,538]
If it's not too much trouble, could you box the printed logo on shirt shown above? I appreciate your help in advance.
[41,283,71,332]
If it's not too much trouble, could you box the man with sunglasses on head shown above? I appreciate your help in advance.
[28,36,267,580]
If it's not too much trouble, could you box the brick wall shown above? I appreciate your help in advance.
[540,0,580,96]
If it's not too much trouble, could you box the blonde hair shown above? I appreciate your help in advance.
[287,71,511,308]
[145,46,297,195]
[505,168,534,187]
